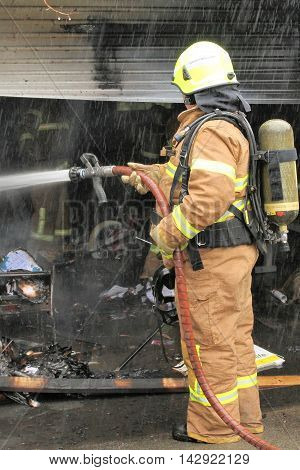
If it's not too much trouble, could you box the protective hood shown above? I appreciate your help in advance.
[194,85,251,114]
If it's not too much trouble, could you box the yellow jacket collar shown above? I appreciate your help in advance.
[177,106,205,128]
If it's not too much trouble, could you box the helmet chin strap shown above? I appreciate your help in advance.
[183,94,196,106]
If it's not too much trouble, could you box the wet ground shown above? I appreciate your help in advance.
[0,388,299,450]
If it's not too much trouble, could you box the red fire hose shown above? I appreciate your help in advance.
[113,166,279,450]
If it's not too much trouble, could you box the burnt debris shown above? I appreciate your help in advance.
[0,339,94,380]
[0,338,94,406]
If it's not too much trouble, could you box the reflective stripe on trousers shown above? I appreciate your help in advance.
[189,346,258,406]
[237,373,258,389]
[190,381,239,407]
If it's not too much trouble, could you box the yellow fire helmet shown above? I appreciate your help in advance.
[172,41,238,95]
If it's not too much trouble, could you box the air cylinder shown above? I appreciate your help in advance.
[258,119,299,247]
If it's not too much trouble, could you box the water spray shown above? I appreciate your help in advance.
[0,170,70,193]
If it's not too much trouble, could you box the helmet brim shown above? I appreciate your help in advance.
[171,79,240,96]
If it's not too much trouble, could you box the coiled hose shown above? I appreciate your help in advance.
[113,165,279,450]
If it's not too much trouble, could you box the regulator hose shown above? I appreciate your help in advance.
[113,165,279,450]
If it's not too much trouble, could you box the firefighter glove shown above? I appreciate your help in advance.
[121,162,153,194]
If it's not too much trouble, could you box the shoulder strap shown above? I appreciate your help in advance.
[228,204,245,222]
[169,121,202,209]
[169,111,243,209]
[169,165,184,210]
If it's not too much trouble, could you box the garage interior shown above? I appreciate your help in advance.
[0,0,299,450]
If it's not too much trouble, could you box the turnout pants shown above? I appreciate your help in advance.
[177,244,263,443]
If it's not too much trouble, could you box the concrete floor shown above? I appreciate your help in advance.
[0,387,299,450]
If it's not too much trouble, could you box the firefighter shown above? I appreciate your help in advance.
[122,41,263,443]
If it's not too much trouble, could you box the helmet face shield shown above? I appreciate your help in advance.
[172,41,238,95]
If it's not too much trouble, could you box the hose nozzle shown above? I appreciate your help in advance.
[69,166,82,183]
[69,153,115,182]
